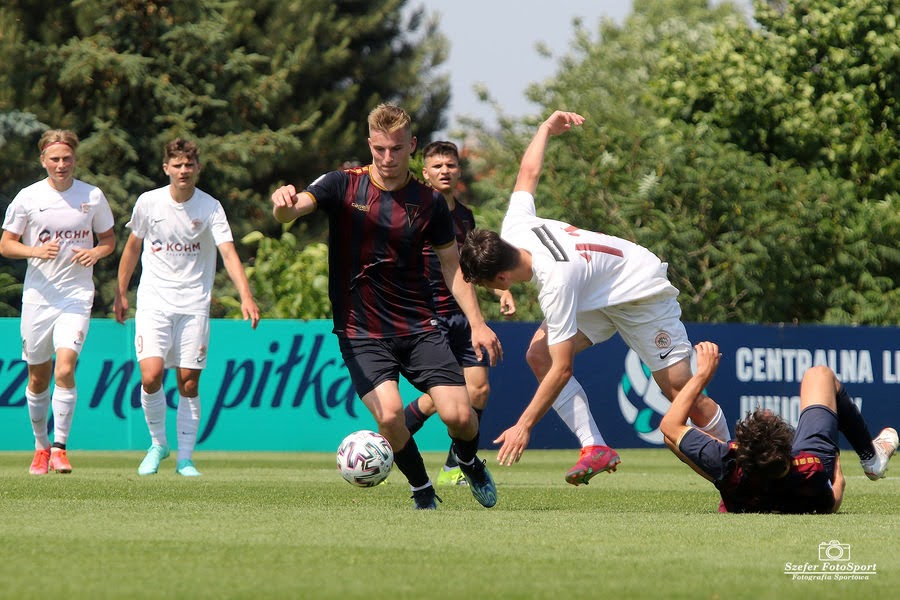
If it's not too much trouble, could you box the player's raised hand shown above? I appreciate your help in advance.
[270,184,298,209]
[542,111,585,136]
[693,341,721,384]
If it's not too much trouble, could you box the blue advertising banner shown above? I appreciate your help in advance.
[1,318,897,452]
[484,322,900,451]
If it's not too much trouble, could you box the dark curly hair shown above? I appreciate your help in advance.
[734,409,794,479]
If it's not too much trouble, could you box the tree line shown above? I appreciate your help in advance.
[1,0,896,325]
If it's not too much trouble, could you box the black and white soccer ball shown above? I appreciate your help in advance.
[336,430,394,487]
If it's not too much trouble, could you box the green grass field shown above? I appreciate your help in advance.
[0,449,896,599]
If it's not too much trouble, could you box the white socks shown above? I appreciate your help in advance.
[26,387,51,449]
[176,395,201,462]
[50,385,76,446]
[552,377,607,447]
[141,387,168,447]
[694,404,730,442]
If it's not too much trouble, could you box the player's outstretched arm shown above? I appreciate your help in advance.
[494,337,577,466]
[660,341,721,447]
[513,111,585,195]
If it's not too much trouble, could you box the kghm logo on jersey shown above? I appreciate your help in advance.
[617,350,671,445]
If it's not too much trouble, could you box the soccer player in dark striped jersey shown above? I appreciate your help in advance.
[661,341,897,513]
[403,141,516,487]
[271,104,502,509]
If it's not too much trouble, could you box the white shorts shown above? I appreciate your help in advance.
[135,309,210,370]
[577,293,691,372]
[20,301,92,364]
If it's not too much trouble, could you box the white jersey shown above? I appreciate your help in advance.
[501,191,678,345]
[2,178,114,307]
[126,186,233,315]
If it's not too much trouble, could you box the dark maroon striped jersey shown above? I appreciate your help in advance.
[305,166,455,338]
[422,199,476,317]
[679,429,835,513]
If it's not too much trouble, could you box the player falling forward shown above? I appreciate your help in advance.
[1,129,116,475]
[661,341,898,513]
[459,110,730,483]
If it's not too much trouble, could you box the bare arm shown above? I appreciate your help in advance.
[830,453,845,513]
[513,111,585,194]
[494,336,577,466]
[271,185,317,223]
[0,230,60,260]
[660,341,722,447]
[218,241,261,329]
[436,243,501,365]
[114,233,143,323]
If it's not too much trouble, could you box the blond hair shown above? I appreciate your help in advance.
[367,103,411,135]
[38,129,79,154]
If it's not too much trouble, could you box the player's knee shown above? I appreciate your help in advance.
[802,365,835,385]
[467,382,490,409]
[525,344,551,378]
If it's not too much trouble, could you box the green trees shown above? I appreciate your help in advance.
[465,0,898,325]
[0,0,448,315]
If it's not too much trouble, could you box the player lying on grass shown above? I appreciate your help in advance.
[660,341,899,513]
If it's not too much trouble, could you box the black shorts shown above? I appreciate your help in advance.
[338,330,465,398]
[435,312,490,368]
[792,405,839,479]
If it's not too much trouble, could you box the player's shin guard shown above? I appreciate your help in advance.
[450,430,480,465]
[393,436,430,488]
[176,395,201,461]
[26,388,51,449]
[404,398,428,436]
[50,386,76,445]
[141,387,168,447]
[552,377,606,446]
[836,386,875,461]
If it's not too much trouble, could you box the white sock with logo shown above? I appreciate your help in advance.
[51,385,76,445]
[552,377,606,447]
[26,387,51,449]
[141,387,168,447]
[176,395,201,462]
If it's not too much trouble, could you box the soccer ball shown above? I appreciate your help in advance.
[336,430,394,487]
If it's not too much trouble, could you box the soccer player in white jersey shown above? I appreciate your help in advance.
[459,110,731,484]
[114,138,260,477]
[1,129,116,475]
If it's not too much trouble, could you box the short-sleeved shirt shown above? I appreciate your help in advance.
[2,178,114,307]
[500,191,678,346]
[678,428,835,514]
[305,166,455,339]
[423,199,476,317]
[125,186,233,315]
